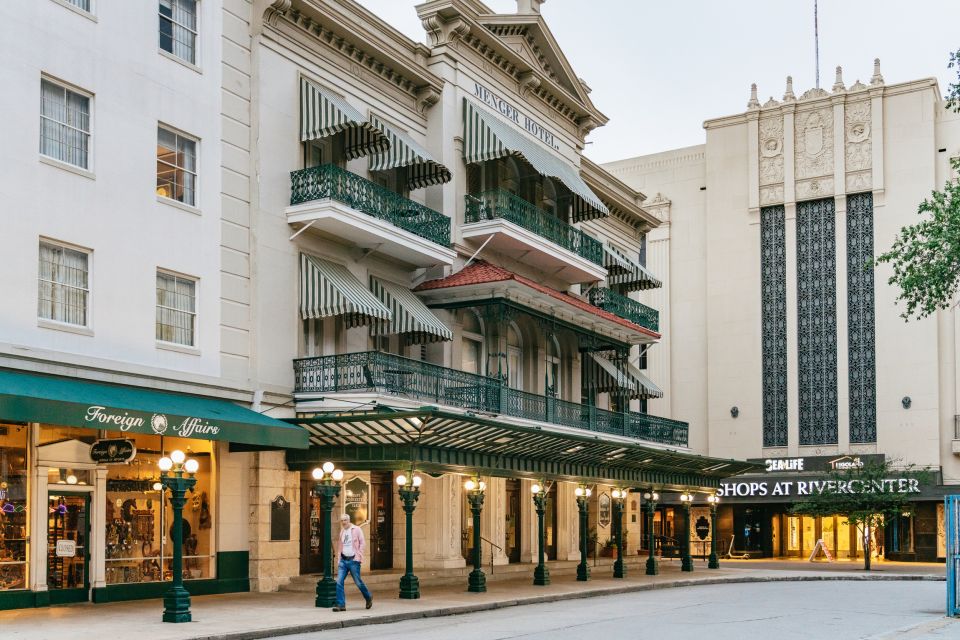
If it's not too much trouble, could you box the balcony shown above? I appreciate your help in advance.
[463,189,607,284]
[286,164,455,267]
[589,287,659,333]
[293,351,688,448]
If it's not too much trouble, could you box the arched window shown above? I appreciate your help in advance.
[461,310,484,375]
[541,177,557,217]
[546,335,561,398]
[499,156,521,194]
[507,323,523,390]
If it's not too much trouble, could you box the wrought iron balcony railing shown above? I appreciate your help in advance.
[589,287,659,332]
[290,163,451,247]
[293,351,688,447]
[464,189,603,266]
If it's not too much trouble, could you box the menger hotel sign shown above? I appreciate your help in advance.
[473,82,561,150]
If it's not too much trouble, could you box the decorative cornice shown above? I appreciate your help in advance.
[517,70,541,97]
[416,85,442,113]
[265,0,292,27]
[422,14,470,47]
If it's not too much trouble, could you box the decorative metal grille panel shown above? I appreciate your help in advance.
[847,192,877,443]
[797,198,838,445]
[760,205,788,447]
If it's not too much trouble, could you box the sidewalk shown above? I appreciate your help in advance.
[0,562,944,640]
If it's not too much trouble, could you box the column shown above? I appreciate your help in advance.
[783,106,799,456]
[481,477,508,566]
[421,474,466,569]
[30,462,49,595]
[91,468,108,591]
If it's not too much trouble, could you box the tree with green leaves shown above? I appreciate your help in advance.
[789,459,929,570]
[875,48,960,320]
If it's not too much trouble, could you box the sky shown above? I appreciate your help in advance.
[355,0,960,163]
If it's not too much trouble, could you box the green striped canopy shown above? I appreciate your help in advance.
[300,254,392,327]
[604,242,662,291]
[585,353,663,400]
[462,98,608,222]
[370,276,453,344]
[300,78,390,160]
[368,115,451,189]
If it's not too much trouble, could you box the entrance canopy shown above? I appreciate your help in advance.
[286,407,760,489]
[0,370,308,449]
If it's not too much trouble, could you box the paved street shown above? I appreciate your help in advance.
[283,581,958,640]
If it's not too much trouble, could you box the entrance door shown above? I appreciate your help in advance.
[370,472,393,570]
[47,493,90,604]
[505,479,521,563]
[545,483,558,560]
[299,478,324,574]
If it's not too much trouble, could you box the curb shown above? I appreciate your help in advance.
[186,573,945,640]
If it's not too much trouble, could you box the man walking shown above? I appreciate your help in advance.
[333,513,373,612]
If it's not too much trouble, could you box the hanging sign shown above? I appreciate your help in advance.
[89,439,137,464]
[56,539,77,558]
[695,516,711,540]
[598,492,611,528]
[343,477,369,526]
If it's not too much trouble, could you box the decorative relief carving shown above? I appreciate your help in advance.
[796,177,834,200]
[759,116,784,186]
[795,107,834,180]
[760,184,784,206]
[846,171,872,193]
[845,100,872,178]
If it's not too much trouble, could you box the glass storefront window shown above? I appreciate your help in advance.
[104,432,215,584]
[0,424,29,591]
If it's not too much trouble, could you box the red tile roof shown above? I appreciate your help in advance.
[415,261,660,339]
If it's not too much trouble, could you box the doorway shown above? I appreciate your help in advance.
[369,472,393,570]
[545,483,558,560]
[505,479,521,563]
[46,492,90,604]
[299,477,324,575]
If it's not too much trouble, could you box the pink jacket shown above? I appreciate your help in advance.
[335,524,366,563]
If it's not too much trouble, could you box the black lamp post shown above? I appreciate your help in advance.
[643,490,659,576]
[396,472,422,599]
[611,487,627,578]
[680,491,694,572]
[311,462,344,607]
[531,481,550,586]
[707,494,720,569]
[464,477,486,593]
[574,484,591,582]
[157,450,198,623]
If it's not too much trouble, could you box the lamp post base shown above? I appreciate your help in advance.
[316,577,338,607]
[613,560,626,579]
[646,556,660,575]
[162,585,192,623]
[681,556,694,572]
[576,562,590,581]
[533,564,550,586]
[467,569,487,593]
[399,573,421,599]
[708,554,719,569]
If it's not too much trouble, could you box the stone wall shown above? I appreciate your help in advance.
[248,451,300,592]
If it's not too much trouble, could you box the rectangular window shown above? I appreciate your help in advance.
[156,271,197,346]
[40,78,90,169]
[38,241,90,327]
[159,0,197,64]
[0,424,29,591]
[156,126,197,206]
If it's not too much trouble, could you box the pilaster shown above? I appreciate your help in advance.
[421,474,466,569]
[835,195,850,453]
[784,204,799,456]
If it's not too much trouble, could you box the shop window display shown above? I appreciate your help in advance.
[104,432,214,584]
[0,424,29,591]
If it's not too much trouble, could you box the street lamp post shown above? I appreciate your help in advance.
[311,462,344,608]
[464,478,487,593]
[574,484,592,582]
[679,491,694,572]
[531,482,550,586]
[157,450,199,623]
[611,488,627,578]
[643,490,660,576]
[396,472,423,599]
[707,494,720,569]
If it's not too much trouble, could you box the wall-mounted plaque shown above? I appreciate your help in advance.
[344,477,369,526]
[270,495,291,541]
[90,439,137,464]
[598,492,611,528]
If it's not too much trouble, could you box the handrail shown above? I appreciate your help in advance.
[293,351,689,447]
[464,188,603,266]
[480,535,502,575]
[289,163,451,246]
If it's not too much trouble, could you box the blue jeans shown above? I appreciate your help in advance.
[335,558,371,607]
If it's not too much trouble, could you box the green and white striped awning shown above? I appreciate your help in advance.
[604,243,662,291]
[368,115,451,189]
[300,78,390,160]
[370,276,452,344]
[586,353,664,400]
[462,98,608,222]
[299,254,392,327]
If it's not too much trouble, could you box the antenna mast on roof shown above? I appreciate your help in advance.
[814,0,820,89]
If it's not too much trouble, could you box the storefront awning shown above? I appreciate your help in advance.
[300,254,392,327]
[286,407,762,489]
[368,115,451,189]
[0,370,308,449]
[585,353,664,400]
[299,78,390,160]
[370,277,452,344]
[604,243,661,291]
[462,98,607,222]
